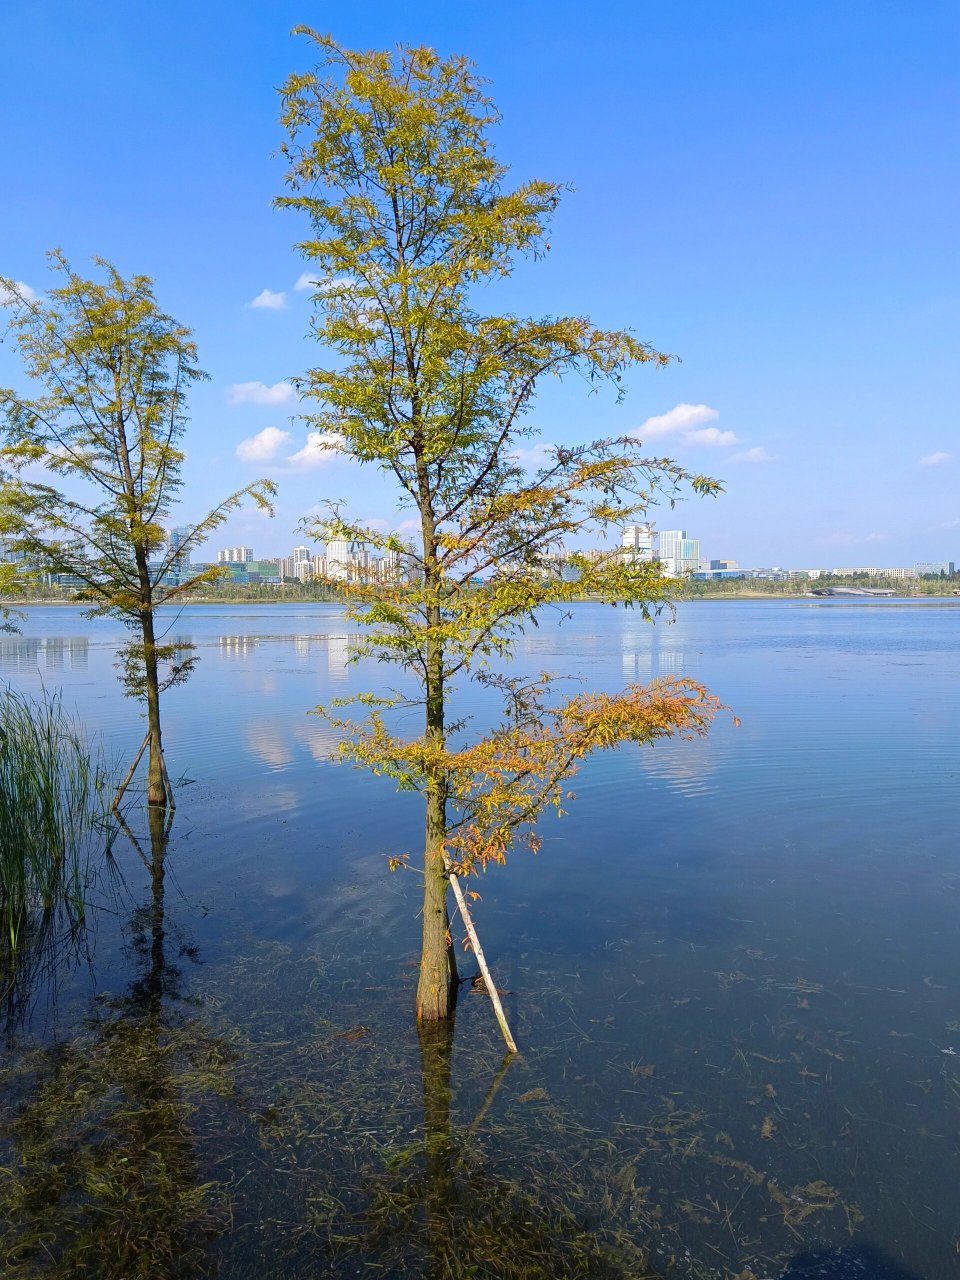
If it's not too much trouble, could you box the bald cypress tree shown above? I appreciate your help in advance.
[0,256,275,808]
[278,34,724,1029]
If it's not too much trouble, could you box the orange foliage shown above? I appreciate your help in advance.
[333,676,730,876]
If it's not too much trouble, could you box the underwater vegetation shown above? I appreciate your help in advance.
[0,686,110,1000]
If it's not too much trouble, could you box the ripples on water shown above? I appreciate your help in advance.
[0,600,958,1278]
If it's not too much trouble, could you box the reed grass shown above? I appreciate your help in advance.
[0,685,108,966]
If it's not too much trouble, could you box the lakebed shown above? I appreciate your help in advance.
[1,599,957,1278]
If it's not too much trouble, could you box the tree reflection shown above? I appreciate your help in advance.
[356,1015,647,1279]
[0,899,91,1035]
[0,809,231,1278]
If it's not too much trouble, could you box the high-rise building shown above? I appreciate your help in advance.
[324,537,357,580]
[621,523,655,563]
[657,530,700,577]
[166,526,192,586]
[217,546,253,564]
[916,561,955,576]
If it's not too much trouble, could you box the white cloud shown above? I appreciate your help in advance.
[294,272,354,294]
[249,288,287,310]
[227,381,297,407]
[235,426,291,463]
[510,441,554,469]
[919,451,950,467]
[285,430,343,471]
[684,427,738,447]
[634,403,719,439]
[235,427,343,470]
[818,531,889,547]
[0,280,37,305]
[731,446,774,463]
[631,403,738,448]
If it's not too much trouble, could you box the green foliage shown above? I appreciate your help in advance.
[0,255,276,704]
[0,256,276,805]
[278,35,724,1018]
[277,37,720,670]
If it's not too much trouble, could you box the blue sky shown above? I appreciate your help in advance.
[1,1,958,567]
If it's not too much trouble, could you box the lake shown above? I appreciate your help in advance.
[1,599,957,1279]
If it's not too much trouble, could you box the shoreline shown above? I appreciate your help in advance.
[7,591,960,608]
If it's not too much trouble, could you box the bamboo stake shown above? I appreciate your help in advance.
[445,861,518,1054]
[158,745,176,811]
[112,729,150,811]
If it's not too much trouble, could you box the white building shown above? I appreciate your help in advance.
[621,523,655,563]
[657,530,700,577]
[217,546,253,564]
[324,537,358,581]
[829,566,917,580]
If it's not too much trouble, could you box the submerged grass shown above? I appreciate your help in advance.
[0,685,109,973]
[0,930,919,1280]
[0,886,949,1277]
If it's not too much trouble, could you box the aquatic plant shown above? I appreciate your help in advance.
[0,685,107,971]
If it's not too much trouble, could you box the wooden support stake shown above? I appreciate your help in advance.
[445,862,518,1054]
[158,746,176,811]
[113,729,150,811]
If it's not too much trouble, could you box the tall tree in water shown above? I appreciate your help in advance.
[277,33,725,1029]
[0,257,275,808]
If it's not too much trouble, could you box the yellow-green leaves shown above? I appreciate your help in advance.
[281,37,726,891]
[0,253,275,697]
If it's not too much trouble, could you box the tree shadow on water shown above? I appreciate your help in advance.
[0,808,236,1279]
[351,1013,658,1280]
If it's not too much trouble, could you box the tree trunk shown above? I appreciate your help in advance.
[140,609,167,808]
[416,594,458,1019]
[416,780,458,1020]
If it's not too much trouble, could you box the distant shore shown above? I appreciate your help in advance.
[7,590,960,609]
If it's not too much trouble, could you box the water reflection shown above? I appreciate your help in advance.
[326,633,351,680]
[245,724,292,770]
[409,1023,631,1279]
[0,634,89,675]
[219,634,257,658]
[0,811,232,1276]
[620,619,689,682]
[0,900,91,1036]
[45,636,65,669]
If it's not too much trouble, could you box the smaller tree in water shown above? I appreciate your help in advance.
[277,34,727,1031]
[0,256,275,808]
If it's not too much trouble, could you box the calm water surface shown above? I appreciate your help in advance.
[1,600,958,1279]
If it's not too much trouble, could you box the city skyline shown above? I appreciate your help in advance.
[1,3,958,566]
[198,525,957,582]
